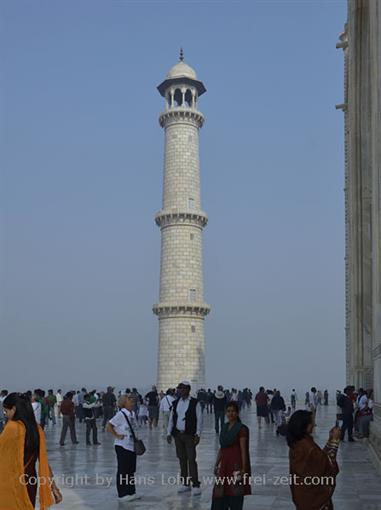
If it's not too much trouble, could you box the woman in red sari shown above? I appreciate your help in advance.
[211,402,251,510]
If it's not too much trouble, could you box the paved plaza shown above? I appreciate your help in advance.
[43,404,381,510]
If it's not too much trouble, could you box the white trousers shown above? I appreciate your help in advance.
[273,410,283,427]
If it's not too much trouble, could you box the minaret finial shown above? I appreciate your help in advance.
[179,48,184,61]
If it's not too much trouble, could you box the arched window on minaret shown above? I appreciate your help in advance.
[192,90,197,108]
[185,89,192,108]
[174,88,182,107]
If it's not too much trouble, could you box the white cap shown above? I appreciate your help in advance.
[178,380,191,388]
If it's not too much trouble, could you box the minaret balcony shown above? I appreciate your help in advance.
[155,209,208,228]
[152,302,211,318]
[159,108,204,128]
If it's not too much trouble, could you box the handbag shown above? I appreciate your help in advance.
[122,411,146,456]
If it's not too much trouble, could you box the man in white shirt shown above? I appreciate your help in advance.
[307,387,318,414]
[167,381,203,496]
[357,389,368,411]
[73,392,79,407]
[160,390,175,436]
[230,389,238,402]
[56,389,63,418]
[32,395,42,425]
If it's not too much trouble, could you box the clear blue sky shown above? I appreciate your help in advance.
[1,0,347,395]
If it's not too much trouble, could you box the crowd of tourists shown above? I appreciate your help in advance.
[336,385,374,440]
[0,382,374,510]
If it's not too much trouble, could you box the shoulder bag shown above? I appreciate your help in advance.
[122,411,146,456]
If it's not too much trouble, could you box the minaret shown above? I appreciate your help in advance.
[153,51,210,391]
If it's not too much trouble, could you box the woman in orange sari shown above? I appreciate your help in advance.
[0,393,62,509]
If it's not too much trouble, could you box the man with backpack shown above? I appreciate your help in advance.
[83,393,101,446]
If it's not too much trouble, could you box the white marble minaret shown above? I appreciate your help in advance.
[153,51,210,391]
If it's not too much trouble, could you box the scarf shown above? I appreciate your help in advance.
[0,421,55,510]
[220,421,242,448]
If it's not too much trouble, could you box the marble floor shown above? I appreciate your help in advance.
[44,405,381,509]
